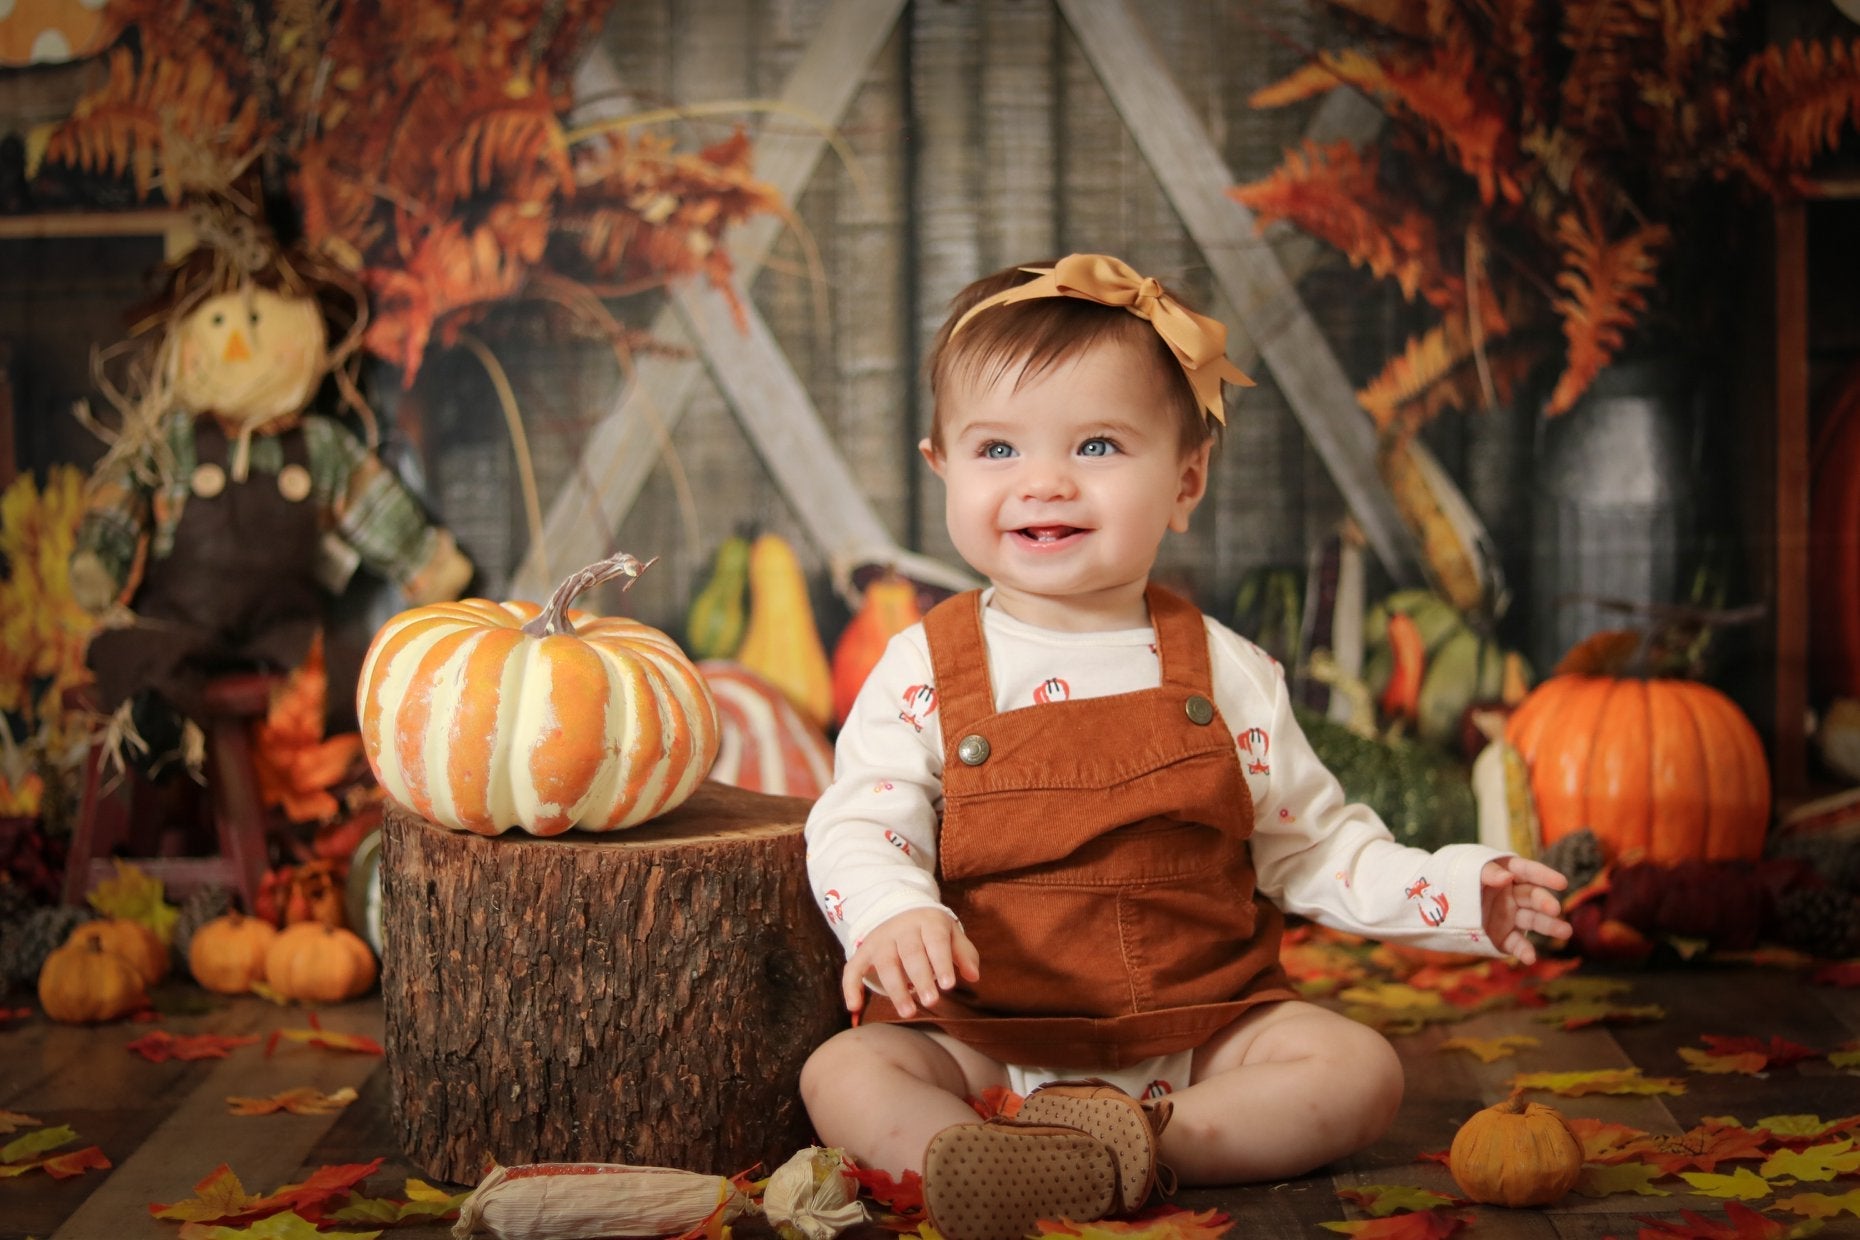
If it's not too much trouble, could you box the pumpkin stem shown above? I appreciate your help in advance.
[521,552,656,638]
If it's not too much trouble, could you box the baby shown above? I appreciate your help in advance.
[799,254,1570,1240]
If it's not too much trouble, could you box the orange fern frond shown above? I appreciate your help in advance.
[364,219,532,380]
[1231,141,1452,307]
[1740,38,1860,172]
[1383,44,1523,205]
[40,47,261,201]
[1248,50,1381,110]
[1557,0,1658,146]
[1357,314,1537,435]
[1545,205,1669,415]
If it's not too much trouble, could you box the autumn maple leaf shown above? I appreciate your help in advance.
[1632,1201,1801,1238]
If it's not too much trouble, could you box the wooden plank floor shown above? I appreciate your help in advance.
[4,961,1858,1239]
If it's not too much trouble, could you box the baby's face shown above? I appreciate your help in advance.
[921,338,1210,632]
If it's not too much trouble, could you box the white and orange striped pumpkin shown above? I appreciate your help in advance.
[700,661,833,800]
[358,553,720,835]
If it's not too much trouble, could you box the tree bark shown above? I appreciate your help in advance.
[381,781,845,1183]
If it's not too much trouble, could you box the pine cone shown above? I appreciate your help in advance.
[1771,884,1860,960]
[0,904,96,994]
[169,885,236,974]
[0,877,35,929]
[1766,833,1860,894]
[1541,828,1605,894]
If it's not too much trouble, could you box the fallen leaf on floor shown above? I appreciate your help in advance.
[1573,1161,1668,1196]
[1830,1041,1860,1071]
[1760,1140,1860,1182]
[0,1124,110,1179]
[1639,1122,1773,1176]
[0,1005,30,1025]
[1753,1113,1860,1141]
[1770,1185,1860,1220]
[1400,959,1552,1009]
[1632,1201,1804,1238]
[0,1109,41,1134]
[1678,1167,1775,1200]
[87,858,180,944]
[967,1085,1022,1120]
[151,1158,385,1224]
[1565,1116,1653,1163]
[1535,975,1634,1002]
[1536,999,1667,1030]
[322,1178,471,1225]
[127,1030,262,1063]
[265,1022,383,1057]
[1437,1034,1537,1063]
[177,1209,380,1239]
[1318,1210,1470,1237]
[849,1164,924,1226]
[1036,1206,1232,1239]
[1338,1184,1460,1215]
[1679,1035,1821,1076]
[226,1086,358,1116]
[1508,1067,1685,1097]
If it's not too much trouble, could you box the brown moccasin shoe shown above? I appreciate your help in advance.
[1016,1080,1172,1213]
[922,1118,1119,1240]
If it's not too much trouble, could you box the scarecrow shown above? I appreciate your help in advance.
[68,205,472,763]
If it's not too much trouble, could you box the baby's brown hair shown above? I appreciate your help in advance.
[924,260,1216,457]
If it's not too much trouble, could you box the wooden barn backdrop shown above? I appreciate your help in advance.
[3,0,1856,796]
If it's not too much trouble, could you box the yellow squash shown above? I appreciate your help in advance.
[735,533,833,731]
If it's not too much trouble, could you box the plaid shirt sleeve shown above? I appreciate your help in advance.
[73,410,196,596]
[304,416,444,589]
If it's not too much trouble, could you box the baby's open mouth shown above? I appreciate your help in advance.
[1016,526,1084,543]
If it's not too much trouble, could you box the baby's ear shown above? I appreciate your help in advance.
[919,438,946,476]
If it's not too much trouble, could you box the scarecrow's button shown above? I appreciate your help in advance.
[191,462,226,498]
[278,463,312,503]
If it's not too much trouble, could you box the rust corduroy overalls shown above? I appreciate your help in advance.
[862,585,1296,1070]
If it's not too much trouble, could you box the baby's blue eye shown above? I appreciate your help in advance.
[1080,438,1118,457]
[982,441,1016,460]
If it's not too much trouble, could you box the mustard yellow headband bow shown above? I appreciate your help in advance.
[950,253,1253,426]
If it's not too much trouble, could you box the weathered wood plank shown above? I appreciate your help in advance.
[1056,0,1427,587]
[512,0,909,600]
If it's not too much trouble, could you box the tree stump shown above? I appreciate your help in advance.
[380,780,846,1183]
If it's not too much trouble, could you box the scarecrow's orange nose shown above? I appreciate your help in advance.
[222,330,252,363]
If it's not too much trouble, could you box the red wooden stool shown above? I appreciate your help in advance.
[62,671,281,912]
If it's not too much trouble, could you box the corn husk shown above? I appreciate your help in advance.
[762,1146,867,1240]
[452,1161,752,1240]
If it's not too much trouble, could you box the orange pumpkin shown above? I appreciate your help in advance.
[831,572,922,727]
[1505,675,1770,862]
[358,552,720,835]
[67,917,168,987]
[701,661,834,799]
[38,937,148,1023]
[1448,1097,1583,1207]
[264,922,377,1003]
[188,911,280,994]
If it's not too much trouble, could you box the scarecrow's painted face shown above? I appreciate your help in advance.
[173,285,329,426]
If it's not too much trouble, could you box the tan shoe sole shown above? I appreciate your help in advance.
[1017,1085,1165,1213]
[923,1120,1118,1240]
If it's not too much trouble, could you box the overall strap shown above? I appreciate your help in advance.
[1147,583,1213,693]
[923,590,995,740]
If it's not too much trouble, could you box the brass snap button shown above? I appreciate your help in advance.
[956,734,991,766]
[1185,695,1215,726]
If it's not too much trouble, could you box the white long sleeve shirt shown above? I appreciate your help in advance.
[804,595,1507,961]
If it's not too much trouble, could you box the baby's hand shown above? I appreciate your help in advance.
[1481,856,1572,964]
[842,908,981,1018]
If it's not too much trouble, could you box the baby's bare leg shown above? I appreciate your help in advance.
[799,1024,1007,1175]
[1161,1000,1404,1184]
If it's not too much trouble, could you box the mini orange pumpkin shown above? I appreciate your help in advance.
[67,917,169,988]
[1505,674,1770,862]
[1448,1096,1584,1207]
[188,911,280,994]
[264,922,377,1003]
[358,551,720,835]
[830,571,921,726]
[38,937,149,1023]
